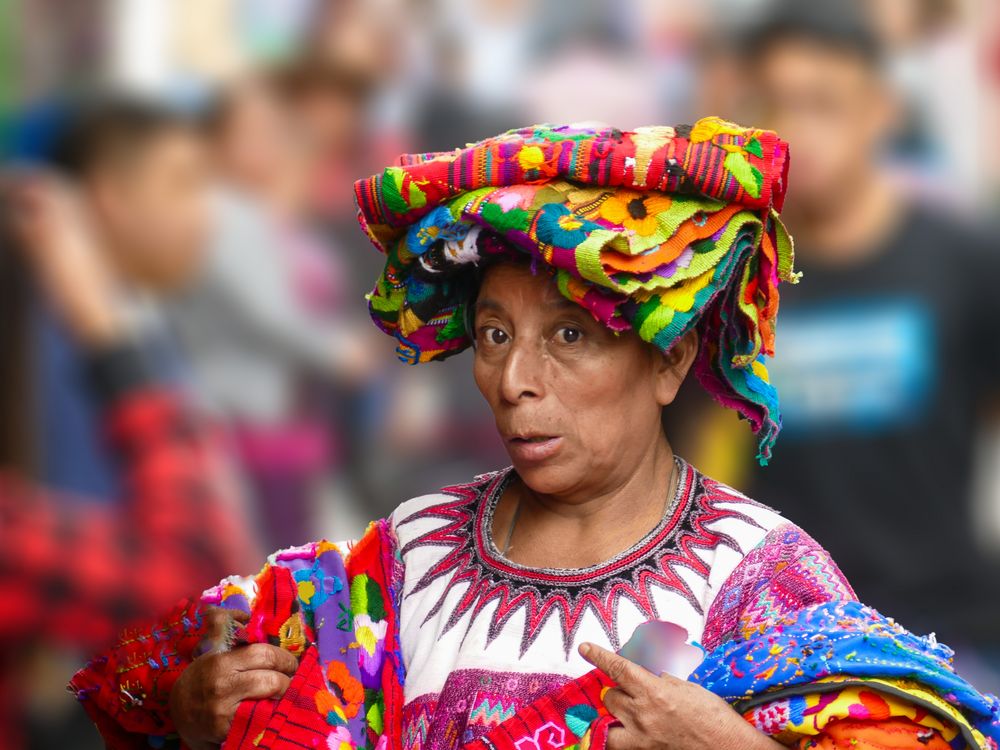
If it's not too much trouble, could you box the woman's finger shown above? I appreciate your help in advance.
[194,608,250,657]
[206,606,250,632]
[600,686,632,720]
[604,724,642,750]
[579,642,655,695]
[231,643,299,675]
[228,669,292,702]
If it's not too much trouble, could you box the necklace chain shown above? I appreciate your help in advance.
[500,458,680,559]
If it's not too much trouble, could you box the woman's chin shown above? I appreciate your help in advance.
[510,458,579,497]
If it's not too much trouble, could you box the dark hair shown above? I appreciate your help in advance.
[271,57,377,104]
[459,240,551,346]
[738,0,884,69]
[49,94,199,177]
[203,60,376,140]
[0,215,36,475]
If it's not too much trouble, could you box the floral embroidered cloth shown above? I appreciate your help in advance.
[355,119,794,462]
[71,464,1000,750]
[70,519,405,750]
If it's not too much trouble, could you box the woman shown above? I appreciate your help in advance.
[72,120,1000,750]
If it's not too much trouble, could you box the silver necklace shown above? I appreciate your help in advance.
[501,458,679,558]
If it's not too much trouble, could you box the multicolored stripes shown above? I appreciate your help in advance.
[355,120,788,233]
[353,118,796,463]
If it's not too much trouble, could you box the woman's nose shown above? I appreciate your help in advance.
[499,340,545,404]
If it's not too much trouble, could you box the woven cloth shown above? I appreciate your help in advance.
[354,118,796,462]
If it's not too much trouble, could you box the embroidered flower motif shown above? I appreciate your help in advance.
[597,191,673,237]
[354,613,388,686]
[318,660,365,723]
[297,579,317,603]
[382,166,427,213]
[723,151,763,199]
[749,698,791,735]
[411,223,443,248]
[493,185,536,212]
[517,145,545,171]
[326,725,355,750]
[350,573,387,620]
[645,269,714,317]
[536,204,594,248]
[688,116,747,144]
[406,206,466,252]
[441,225,483,265]
[294,558,344,610]
[278,613,308,656]
[366,696,385,735]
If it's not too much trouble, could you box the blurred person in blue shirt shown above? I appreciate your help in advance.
[0,97,248,750]
[700,0,1000,658]
[31,96,211,500]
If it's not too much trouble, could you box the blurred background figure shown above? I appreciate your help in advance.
[0,0,997,748]
[0,95,255,745]
[0,170,259,747]
[674,0,1000,686]
[869,0,985,208]
[168,70,379,550]
[36,96,210,499]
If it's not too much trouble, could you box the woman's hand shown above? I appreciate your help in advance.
[169,609,298,750]
[580,642,783,750]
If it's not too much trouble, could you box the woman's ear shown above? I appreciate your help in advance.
[654,329,699,407]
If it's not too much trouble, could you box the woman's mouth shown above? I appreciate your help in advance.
[506,435,563,463]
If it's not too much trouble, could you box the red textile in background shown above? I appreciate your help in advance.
[1,389,259,746]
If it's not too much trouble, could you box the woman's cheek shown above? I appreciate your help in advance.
[575,405,619,458]
[472,358,501,405]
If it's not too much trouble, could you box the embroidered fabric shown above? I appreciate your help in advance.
[71,465,1000,750]
[354,120,796,462]
[393,461,796,748]
[395,459,776,661]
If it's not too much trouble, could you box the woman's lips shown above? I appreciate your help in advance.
[506,435,563,463]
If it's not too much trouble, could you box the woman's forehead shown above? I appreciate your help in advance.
[477,262,562,307]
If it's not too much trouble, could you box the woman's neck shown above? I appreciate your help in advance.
[497,437,678,569]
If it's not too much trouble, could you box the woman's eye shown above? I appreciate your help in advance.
[557,326,582,344]
[481,327,509,345]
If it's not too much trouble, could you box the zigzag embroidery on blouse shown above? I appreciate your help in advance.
[396,462,765,655]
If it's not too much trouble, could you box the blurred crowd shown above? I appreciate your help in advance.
[0,0,998,747]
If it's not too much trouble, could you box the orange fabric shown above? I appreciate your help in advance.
[796,717,951,750]
[600,204,744,273]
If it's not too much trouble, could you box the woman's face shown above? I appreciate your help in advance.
[472,262,696,500]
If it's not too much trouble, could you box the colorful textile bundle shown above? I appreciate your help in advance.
[467,602,1000,750]
[70,522,406,750]
[71,524,1000,749]
[693,601,1000,749]
[354,118,796,462]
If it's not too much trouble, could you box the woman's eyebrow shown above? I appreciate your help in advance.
[474,298,505,313]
